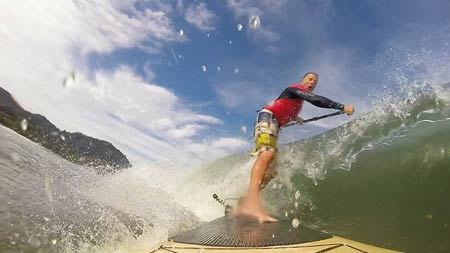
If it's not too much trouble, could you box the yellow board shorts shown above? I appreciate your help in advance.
[252,132,277,155]
[251,109,280,188]
[251,109,279,156]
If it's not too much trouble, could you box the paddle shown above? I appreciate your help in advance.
[247,110,345,140]
[283,110,345,128]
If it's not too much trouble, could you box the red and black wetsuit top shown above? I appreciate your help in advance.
[264,84,345,126]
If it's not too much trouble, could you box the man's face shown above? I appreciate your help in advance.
[302,74,318,92]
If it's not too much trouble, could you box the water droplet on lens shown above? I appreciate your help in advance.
[249,15,261,29]
[237,23,243,31]
[62,71,75,88]
[179,29,184,36]
[20,119,28,131]
[240,125,247,134]
[295,190,301,199]
[292,218,300,228]
[201,65,207,72]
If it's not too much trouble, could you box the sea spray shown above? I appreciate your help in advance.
[0,126,199,253]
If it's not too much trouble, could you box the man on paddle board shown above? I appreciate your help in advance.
[234,72,355,222]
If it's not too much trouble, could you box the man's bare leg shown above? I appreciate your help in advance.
[234,151,277,222]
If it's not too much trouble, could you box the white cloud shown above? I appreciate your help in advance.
[250,27,280,43]
[57,66,229,166]
[0,0,180,109]
[226,0,263,18]
[211,137,250,151]
[143,62,157,81]
[167,124,207,139]
[213,80,273,110]
[184,2,218,32]
[187,137,251,160]
[0,0,245,167]
[226,0,288,17]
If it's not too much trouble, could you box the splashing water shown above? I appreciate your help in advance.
[0,126,199,253]
[292,218,300,228]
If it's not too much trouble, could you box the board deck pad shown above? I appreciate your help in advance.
[170,216,332,247]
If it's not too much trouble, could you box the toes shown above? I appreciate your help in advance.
[266,217,278,223]
[256,214,278,223]
[231,208,277,223]
[263,215,277,223]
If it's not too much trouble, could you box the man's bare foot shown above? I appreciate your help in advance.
[233,203,277,223]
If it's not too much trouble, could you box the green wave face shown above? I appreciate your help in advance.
[264,88,450,253]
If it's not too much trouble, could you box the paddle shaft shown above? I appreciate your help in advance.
[284,111,345,128]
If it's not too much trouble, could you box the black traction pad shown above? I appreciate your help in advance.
[170,216,332,247]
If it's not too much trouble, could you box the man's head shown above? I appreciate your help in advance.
[301,72,319,92]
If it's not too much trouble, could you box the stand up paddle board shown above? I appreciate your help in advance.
[142,215,401,253]
[139,194,402,253]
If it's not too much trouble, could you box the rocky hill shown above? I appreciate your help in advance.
[0,86,132,174]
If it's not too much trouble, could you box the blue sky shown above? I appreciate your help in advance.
[1,0,450,167]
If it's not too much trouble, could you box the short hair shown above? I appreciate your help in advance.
[302,72,319,79]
